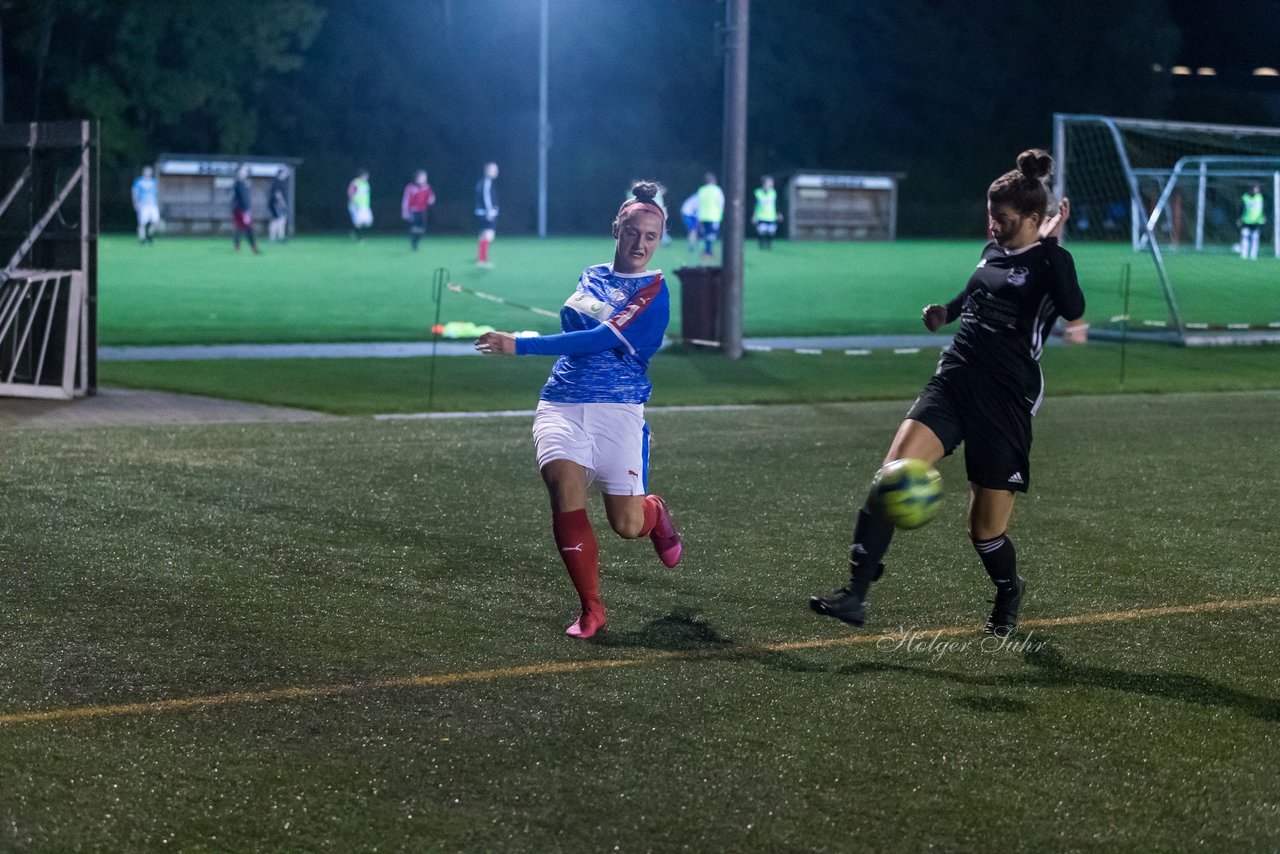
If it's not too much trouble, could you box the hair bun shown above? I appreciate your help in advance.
[1017,149,1053,181]
[630,180,662,204]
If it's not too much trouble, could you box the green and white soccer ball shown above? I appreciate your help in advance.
[872,458,943,530]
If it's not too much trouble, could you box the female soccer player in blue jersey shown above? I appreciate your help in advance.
[475,181,683,639]
[810,149,1085,637]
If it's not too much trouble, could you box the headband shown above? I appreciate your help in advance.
[618,199,666,223]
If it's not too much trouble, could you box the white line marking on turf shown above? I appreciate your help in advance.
[373,404,761,421]
[2,596,1276,727]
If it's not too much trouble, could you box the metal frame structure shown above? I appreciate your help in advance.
[0,120,97,398]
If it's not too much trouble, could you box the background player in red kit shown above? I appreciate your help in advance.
[401,170,436,251]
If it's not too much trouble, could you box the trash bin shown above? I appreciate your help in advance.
[673,266,722,347]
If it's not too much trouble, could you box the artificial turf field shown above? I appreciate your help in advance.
[1,393,1278,850]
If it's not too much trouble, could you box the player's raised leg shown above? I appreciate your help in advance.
[810,418,944,625]
[604,493,682,568]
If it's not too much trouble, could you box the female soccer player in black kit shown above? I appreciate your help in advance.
[810,149,1085,636]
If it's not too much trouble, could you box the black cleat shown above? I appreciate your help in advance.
[984,576,1026,637]
[809,585,870,626]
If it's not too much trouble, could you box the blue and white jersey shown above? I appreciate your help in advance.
[132,176,157,207]
[515,263,670,404]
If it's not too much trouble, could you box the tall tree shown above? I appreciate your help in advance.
[63,0,324,168]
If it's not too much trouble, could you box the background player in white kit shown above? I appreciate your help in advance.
[475,181,683,639]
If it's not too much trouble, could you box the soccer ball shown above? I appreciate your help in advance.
[872,458,943,530]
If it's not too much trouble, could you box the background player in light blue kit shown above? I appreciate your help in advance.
[131,165,159,244]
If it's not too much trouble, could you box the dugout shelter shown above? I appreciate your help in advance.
[786,171,903,241]
[155,154,301,237]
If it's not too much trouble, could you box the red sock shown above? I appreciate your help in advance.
[478,238,490,261]
[637,495,660,537]
[552,509,600,610]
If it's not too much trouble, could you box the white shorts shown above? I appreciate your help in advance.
[137,204,160,225]
[349,205,373,227]
[532,400,650,495]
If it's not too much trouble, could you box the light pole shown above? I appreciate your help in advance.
[719,0,749,359]
[537,0,550,237]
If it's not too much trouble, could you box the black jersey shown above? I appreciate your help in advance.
[938,237,1084,402]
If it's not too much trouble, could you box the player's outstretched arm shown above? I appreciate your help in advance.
[475,331,516,355]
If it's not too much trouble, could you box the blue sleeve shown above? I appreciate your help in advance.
[515,324,623,356]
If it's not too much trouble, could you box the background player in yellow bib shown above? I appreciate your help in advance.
[1238,183,1265,261]
[752,175,781,250]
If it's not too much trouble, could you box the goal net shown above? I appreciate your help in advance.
[1055,114,1280,345]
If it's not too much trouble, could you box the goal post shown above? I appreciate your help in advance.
[0,120,98,398]
[1055,114,1280,345]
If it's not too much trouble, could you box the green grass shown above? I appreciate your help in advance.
[96,233,1279,415]
[1,393,1277,849]
[98,234,1280,346]
[98,340,1280,415]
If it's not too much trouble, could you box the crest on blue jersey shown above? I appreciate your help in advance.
[1006,266,1029,287]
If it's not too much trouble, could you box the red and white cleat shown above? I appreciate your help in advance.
[648,495,682,568]
[566,605,607,639]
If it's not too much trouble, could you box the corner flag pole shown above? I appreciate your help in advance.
[428,267,449,410]
[719,0,749,359]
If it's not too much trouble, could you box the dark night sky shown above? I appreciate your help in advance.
[1169,0,1280,70]
[6,0,1280,235]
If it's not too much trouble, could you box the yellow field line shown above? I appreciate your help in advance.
[3,596,1277,727]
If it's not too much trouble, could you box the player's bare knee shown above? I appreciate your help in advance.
[610,516,645,539]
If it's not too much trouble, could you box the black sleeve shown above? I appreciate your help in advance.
[1042,238,1085,321]
[943,287,968,324]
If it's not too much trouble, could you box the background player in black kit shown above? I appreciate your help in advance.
[810,149,1085,636]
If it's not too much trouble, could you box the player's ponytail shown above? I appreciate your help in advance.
[989,148,1054,219]
[630,181,662,204]
[1016,149,1053,182]
[614,180,667,236]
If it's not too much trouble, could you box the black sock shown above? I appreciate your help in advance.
[847,488,895,597]
[973,533,1018,590]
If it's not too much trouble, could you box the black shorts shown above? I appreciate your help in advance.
[476,214,497,233]
[904,369,1034,493]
